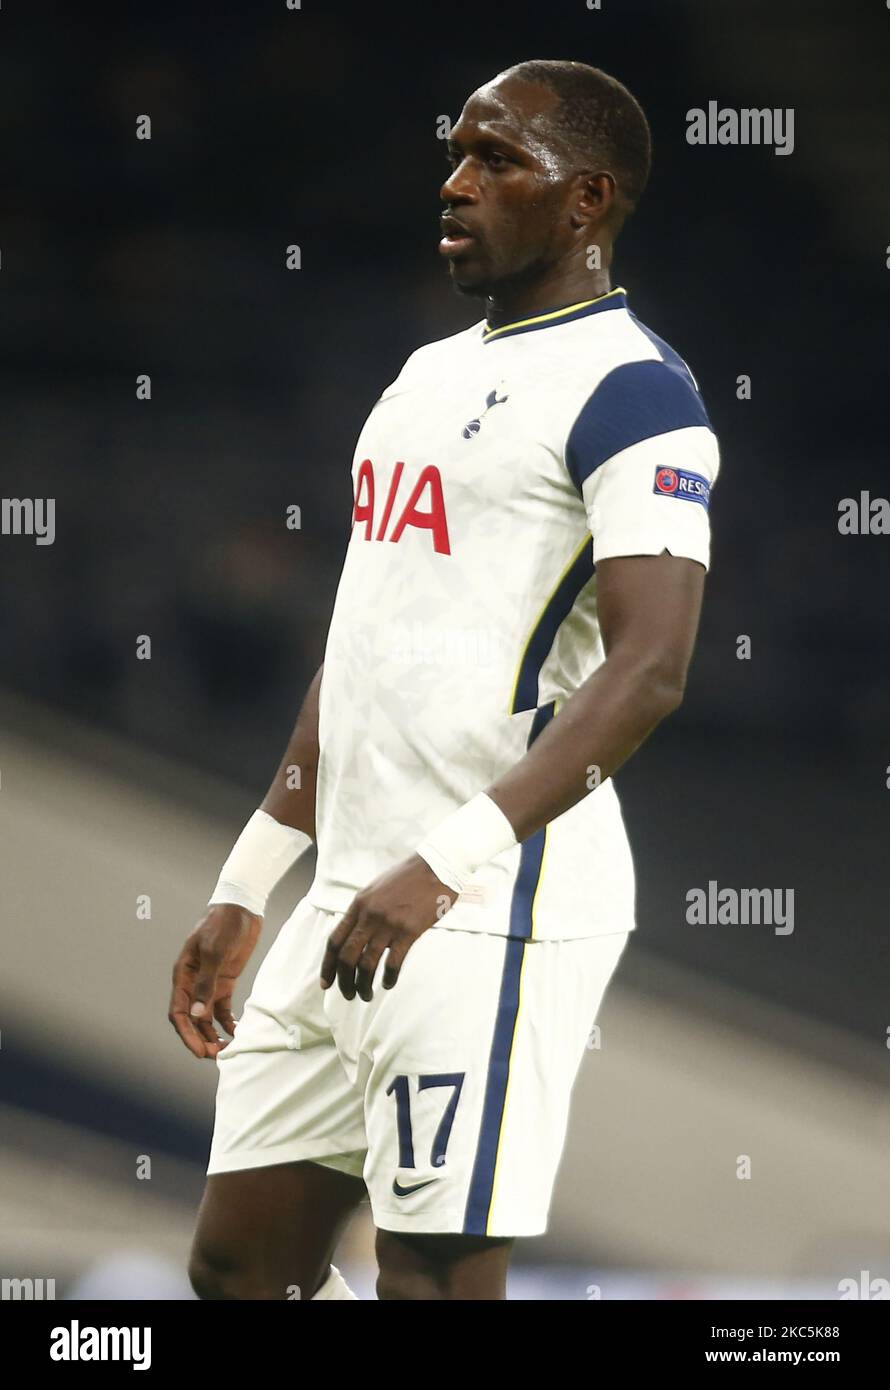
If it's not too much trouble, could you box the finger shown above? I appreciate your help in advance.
[355,935,393,1003]
[169,1006,210,1058]
[192,1009,225,1051]
[169,959,213,1059]
[382,935,413,991]
[214,996,237,1038]
[336,922,374,1001]
[320,904,359,988]
[169,987,213,1059]
[190,951,221,1018]
[186,953,228,1053]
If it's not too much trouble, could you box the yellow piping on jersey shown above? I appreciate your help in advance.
[509,539,591,714]
[482,286,627,342]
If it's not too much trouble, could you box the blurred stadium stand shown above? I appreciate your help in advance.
[2,696,888,1298]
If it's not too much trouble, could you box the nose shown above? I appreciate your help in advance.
[440,157,477,207]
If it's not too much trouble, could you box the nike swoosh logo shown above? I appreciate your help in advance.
[392,1177,438,1198]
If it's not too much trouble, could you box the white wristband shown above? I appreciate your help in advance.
[208,809,312,917]
[415,792,518,894]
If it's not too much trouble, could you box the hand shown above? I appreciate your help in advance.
[168,903,262,1059]
[320,855,457,1001]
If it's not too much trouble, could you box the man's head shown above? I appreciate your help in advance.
[439,60,651,301]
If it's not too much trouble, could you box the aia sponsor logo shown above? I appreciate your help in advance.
[352,459,451,555]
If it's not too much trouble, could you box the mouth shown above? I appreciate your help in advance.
[439,215,477,258]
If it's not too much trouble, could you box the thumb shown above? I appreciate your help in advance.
[190,956,221,1018]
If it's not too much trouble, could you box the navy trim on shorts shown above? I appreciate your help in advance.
[462,703,555,1234]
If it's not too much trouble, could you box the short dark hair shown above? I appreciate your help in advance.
[502,59,652,213]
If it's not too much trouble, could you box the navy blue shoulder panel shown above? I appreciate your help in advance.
[628,313,691,373]
[565,353,712,494]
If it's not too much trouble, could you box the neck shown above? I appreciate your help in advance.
[484,267,613,330]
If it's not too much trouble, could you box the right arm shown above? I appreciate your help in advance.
[168,665,323,1059]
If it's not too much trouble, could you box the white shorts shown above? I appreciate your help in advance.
[207,897,628,1237]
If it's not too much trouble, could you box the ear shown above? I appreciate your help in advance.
[569,171,617,230]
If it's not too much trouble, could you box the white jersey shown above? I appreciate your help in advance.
[307,287,720,940]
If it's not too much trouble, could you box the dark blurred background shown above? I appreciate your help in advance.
[1,0,889,1298]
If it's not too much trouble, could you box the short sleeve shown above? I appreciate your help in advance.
[565,358,721,571]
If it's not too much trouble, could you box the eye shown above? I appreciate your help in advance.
[487,151,510,170]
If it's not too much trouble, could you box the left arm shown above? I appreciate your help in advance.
[486,549,704,837]
[321,549,705,1001]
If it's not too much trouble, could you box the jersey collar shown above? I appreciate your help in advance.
[482,287,628,344]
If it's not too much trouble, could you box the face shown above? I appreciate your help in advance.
[439,76,580,297]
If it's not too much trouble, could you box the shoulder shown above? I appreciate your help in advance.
[563,301,707,396]
[364,320,483,417]
[395,320,484,381]
[564,307,716,492]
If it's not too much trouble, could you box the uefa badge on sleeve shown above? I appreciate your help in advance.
[653,465,710,509]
